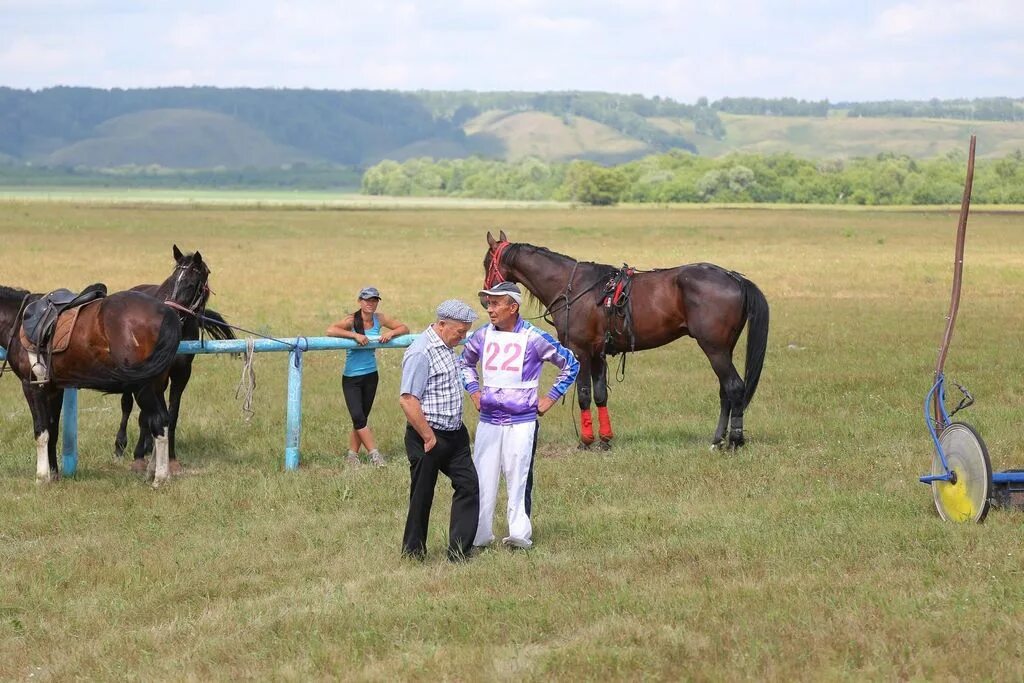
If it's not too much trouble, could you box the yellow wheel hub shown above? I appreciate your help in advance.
[930,422,991,524]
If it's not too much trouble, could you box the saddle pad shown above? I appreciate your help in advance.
[52,300,100,353]
[18,301,99,354]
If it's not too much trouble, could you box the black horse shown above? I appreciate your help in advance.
[483,231,769,449]
[113,246,234,473]
[1,284,181,485]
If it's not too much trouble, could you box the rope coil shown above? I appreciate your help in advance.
[235,337,257,422]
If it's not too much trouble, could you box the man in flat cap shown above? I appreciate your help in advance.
[461,281,579,550]
[399,299,480,562]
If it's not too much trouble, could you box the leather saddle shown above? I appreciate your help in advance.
[22,283,107,351]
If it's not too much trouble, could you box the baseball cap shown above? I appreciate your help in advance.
[478,281,522,305]
[358,286,382,300]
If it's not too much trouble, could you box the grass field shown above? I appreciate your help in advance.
[3,200,1024,680]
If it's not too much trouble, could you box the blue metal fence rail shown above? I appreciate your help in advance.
[1,335,419,476]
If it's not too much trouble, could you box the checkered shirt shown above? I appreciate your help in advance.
[401,324,464,431]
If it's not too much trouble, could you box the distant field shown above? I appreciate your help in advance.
[653,113,1024,159]
[6,186,1023,213]
[4,202,1024,679]
[0,187,565,208]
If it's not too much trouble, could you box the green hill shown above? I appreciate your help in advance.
[463,110,650,163]
[44,109,315,168]
[1,88,1023,172]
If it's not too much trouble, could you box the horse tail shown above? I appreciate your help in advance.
[103,307,182,388]
[200,308,236,340]
[740,277,769,409]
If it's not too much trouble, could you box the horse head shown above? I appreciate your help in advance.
[484,230,512,288]
[167,245,211,315]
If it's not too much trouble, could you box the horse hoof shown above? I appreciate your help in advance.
[114,443,126,458]
[710,440,724,451]
[168,460,183,476]
[728,435,745,449]
[130,458,148,474]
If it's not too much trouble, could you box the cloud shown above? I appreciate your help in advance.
[0,0,1022,99]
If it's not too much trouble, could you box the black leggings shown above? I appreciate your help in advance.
[342,371,379,430]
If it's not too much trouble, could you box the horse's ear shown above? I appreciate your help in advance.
[486,231,496,248]
[499,230,508,243]
[193,250,204,264]
[173,244,183,262]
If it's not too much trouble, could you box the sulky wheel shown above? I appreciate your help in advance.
[930,422,992,523]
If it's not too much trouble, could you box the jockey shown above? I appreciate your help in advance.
[460,281,579,549]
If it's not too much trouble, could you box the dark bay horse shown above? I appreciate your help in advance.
[0,284,182,485]
[114,246,234,473]
[483,231,769,449]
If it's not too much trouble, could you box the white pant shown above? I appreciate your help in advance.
[473,421,537,548]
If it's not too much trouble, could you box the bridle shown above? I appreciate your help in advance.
[484,240,512,288]
[166,261,211,318]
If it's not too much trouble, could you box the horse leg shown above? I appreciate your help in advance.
[114,391,133,457]
[22,383,56,482]
[130,411,151,472]
[710,384,730,449]
[166,361,191,475]
[703,348,745,449]
[130,374,165,468]
[45,388,64,478]
[592,356,614,449]
[135,381,171,487]
[575,353,595,448]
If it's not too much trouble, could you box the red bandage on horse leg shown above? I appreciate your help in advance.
[580,410,595,445]
[597,406,614,441]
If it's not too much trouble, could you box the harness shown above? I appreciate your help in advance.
[601,265,637,356]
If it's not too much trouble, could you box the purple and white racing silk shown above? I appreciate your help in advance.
[460,318,579,426]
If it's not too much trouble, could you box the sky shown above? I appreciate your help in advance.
[1,0,1021,103]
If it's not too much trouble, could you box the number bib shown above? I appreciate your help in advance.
[482,329,538,390]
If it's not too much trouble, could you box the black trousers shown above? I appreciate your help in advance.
[342,371,378,430]
[402,424,480,561]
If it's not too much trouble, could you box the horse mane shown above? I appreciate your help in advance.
[0,285,31,302]
[508,243,617,273]
[504,243,618,315]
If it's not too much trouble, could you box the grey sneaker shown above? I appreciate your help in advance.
[368,449,386,467]
[345,450,361,465]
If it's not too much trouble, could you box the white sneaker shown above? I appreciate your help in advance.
[502,536,533,549]
[368,450,386,467]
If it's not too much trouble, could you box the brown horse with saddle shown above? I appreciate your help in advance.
[1,283,182,485]
[483,231,769,449]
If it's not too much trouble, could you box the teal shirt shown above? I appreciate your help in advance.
[344,314,380,377]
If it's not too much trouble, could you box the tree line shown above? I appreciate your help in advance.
[845,98,1024,121]
[362,150,1024,205]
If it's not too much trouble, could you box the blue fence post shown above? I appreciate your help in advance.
[284,344,304,471]
[62,388,79,476]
